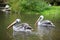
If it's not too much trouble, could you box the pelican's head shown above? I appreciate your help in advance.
[15,19,21,23]
[40,15,44,19]
[7,19,21,29]
[5,5,10,9]
[13,19,21,25]
[39,15,44,21]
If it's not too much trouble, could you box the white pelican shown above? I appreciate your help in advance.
[35,15,55,40]
[2,4,11,12]
[7,19,33,40]
[7,19,33,32]
[36,15,55,27]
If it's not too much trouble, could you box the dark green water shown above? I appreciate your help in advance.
[0,11,60,40]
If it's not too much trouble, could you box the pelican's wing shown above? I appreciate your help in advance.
[41,20,52,24]
[41,20,55,27]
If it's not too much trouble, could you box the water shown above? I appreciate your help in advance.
[0,11,60,40]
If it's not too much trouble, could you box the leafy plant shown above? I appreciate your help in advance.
[8,0,49,14]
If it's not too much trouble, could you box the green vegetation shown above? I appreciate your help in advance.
[8,0,60,15]
[41,6,60,17]
[8,0,49,14]
[41,6,60,22]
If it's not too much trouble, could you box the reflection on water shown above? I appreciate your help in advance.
[37,25,54,40]
[0,11,60,40]
[13,31,33,40]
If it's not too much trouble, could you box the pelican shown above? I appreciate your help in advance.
[2,4,11,12]
[35,15,55,40]
[36,15,55,27]
[7,19,33,32]
[7,19,33,40]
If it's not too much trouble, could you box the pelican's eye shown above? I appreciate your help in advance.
[40,17,42,19]
[40,15,44,19]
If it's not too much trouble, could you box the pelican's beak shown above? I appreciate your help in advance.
[35,16,40,27]
[7,21,16,29]
[52,25,55,28]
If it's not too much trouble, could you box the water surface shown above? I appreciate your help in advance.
[0,11,60,40]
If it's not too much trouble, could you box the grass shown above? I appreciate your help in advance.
[40,6,60,21]
[41,6,60,14]
[21,6,60,15]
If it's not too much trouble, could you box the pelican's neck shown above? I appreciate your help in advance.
[37,17,43,26]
